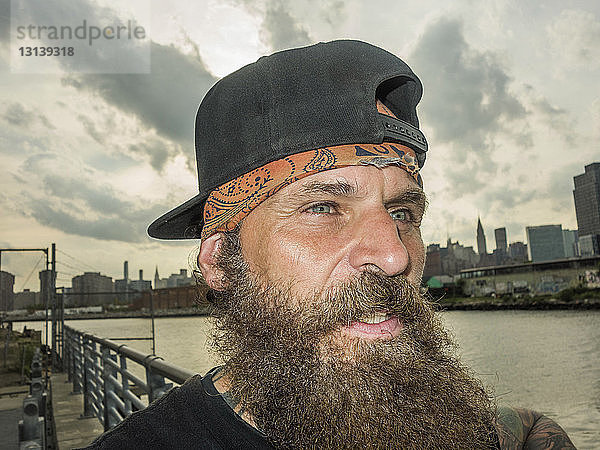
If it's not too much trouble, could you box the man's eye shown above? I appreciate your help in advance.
[390,209,410,221]
[308,203,333,214]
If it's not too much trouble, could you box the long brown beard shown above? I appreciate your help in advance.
[209,230,498,449]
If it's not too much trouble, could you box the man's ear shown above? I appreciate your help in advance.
[198,233,226,290]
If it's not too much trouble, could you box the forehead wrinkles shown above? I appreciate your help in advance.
[269,167,407,207]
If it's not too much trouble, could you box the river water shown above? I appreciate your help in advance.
[19,310,600,448]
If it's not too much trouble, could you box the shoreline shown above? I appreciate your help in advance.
[2,307,211,323]
[4,298,600,322]
[436,297,600,311]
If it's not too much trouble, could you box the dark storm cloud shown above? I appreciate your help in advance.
[41,174,131,216]
[230,0,312,50]
[18,0,216,166]
[2,102,55,129]
[63,42,217,145]
[411,17,528,155]
[129,137,179,172]
[25,198,143,242]
[21,174,172,242]
[261,1,311,50]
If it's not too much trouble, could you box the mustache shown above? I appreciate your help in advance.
[304,271,433,332]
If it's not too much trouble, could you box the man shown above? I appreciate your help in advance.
[87,40,574,449]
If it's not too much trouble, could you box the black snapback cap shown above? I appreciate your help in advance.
[148,39,427,240]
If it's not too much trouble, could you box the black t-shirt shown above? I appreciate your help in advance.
[83,367,502,449]
[82,367,274,450]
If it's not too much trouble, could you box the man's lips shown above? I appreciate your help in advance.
[340,313,403,340]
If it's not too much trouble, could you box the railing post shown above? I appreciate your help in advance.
[145,356,172,403]
[102,346,118,431]
[51,326,197,434]
[81,335,94,418]
[64,327,71,382]
[91,340,103,424]
[119,352,132,416]
[72,332,82,394]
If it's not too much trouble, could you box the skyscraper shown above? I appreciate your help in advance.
[476,217,487,255]
[526,225,565,262]
[0,270,15,311]
[573,162,600,237]
[562,229,578,258]
[494,227,507,252]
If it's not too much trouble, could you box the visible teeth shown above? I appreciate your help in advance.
[360,313,389,324]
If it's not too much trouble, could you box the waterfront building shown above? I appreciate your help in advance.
[154,268,195,289]
[71,272,114,306]
[114,260,130,301]
[130,269,152,294]
[579,234,600,256]
[562,229,579,258]
[0,270,15,311]
[114,262,152,302]
[526,225,565,262]
[167,269,194,287]
[424,239,478,278]
[508,241,528,263]
[460,255,600,296]
[573,162,600,237]
[133,283,210,311]
[13,289,38,309]
[154,267,194,288]
[424,244,442,277]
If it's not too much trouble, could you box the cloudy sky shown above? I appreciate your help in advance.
[1,0,598,292]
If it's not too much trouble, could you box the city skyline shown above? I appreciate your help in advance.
[1,212,582,294]
[2,1,599,291]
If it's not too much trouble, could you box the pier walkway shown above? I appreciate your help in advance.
[0,374,103,450]
[0,382,29,450]
[51,372,104,449]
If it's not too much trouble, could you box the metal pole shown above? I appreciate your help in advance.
[0,251,3,313]
[51,243,57,369]
[60,290,65,365]
[150,291,156,355]
[44,248,49,384]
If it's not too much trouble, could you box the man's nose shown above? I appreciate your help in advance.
[347,208,410,276]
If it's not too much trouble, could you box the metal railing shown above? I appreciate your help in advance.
[63,325,197,431]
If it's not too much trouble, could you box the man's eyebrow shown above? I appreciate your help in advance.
[296,180,358,197]
[292,181,427,209]
[388,189,428,211]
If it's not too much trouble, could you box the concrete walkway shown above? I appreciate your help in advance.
[0,384,29,450]
[51,373,104,449]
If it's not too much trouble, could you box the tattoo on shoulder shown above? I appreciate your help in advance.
[523,414,576,450]
[496,407,576,449]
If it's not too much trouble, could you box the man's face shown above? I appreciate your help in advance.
[237,164,426,341]
[208,163,496,449]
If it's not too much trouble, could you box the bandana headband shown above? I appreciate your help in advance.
[201,145,419,240]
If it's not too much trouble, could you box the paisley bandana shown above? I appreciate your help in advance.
[201,104,421,240]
